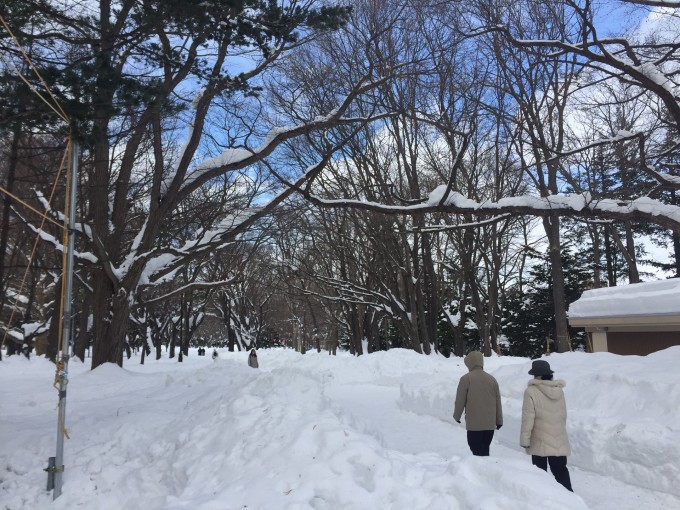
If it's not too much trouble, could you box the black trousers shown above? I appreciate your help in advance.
[532,455,573,492]
[467,430,494,456]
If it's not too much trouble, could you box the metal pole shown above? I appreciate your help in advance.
[53,140,78,499]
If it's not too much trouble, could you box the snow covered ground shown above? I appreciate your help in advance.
[1,347,679,510]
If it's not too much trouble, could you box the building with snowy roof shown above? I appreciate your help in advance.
[568,278,680,355]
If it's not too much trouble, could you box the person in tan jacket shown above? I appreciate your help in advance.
[453,351,503,456]
[520,359,573,492]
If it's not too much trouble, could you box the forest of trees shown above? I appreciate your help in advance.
[1,0,679,367]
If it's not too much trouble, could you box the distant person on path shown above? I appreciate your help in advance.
[453,351,503,456]
[520,359,573,492]
[212,349,218,360]
[248,348,259,368]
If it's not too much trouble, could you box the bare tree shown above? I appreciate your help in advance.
[1,0,414,368]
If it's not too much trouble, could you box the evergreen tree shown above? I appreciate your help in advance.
[501,244,591,358]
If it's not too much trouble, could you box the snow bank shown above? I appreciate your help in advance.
[400,348,680,497]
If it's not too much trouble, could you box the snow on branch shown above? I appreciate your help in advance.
[33,190,93,239]
[303,187,680,231]
[123,228,240,291]
[21,213,98,264]
[175,70,406,201]
[633,62,680,97]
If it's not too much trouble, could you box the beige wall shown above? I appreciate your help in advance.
[591,331,608,352]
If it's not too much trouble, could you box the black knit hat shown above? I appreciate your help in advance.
[528,359,554,376]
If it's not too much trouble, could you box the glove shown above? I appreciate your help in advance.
[455,419,461,424]
[496,424,502,430]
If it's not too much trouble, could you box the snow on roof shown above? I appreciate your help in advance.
[568,278,680,320]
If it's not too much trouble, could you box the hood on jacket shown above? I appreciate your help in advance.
[528,378,566,399]
[464,351,484,371]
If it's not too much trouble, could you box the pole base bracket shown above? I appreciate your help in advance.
[45,457,62,491]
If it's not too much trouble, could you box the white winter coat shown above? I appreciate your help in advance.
[520,379,571,457]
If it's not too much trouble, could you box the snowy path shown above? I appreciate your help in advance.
[2,348,679,510]
[323,381,680,510]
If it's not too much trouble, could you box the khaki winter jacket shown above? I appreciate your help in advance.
[453,351,503,431]
[520,379,571,457]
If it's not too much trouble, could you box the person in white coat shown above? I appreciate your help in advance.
[520,359,573,492]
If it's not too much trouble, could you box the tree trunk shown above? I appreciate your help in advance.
[674,230,680,278]
[91,284,128,367]
[169,322,176,359]
[413,230,431,355]
[226,297,236,352]
[468,277,490,356]
[423,233,439,353]
[624,222,640,284]
[0,125,20,326]
[228,323,236,352]
[543,215,571,353]
[604,226,616,286]
[74,298,90,362]
[299,319,307,354]
[156,330,162,360]
[591,225,602,288]
[329,326,338,355]
[366,311,381,353]
[45,282,62,362]
[488,270,500,355]
[453,328,465,357]
[416,281,431,355]
[349,305,363,356]
[609,225,640,284]
[400,231,422,354]
[453,292,466,357]
[177,320,183,363]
